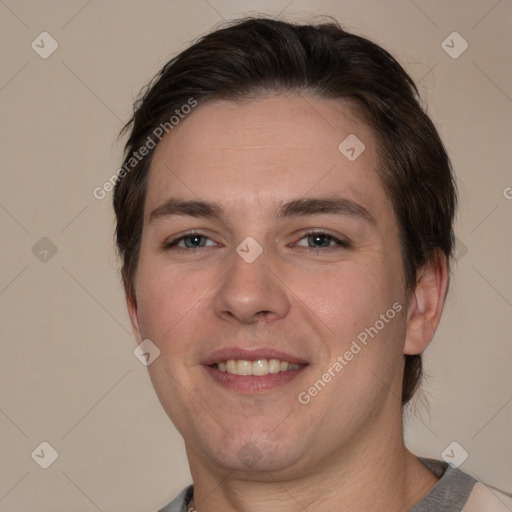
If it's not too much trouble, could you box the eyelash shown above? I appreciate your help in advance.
[297,230,350,250]
[165,230,350,252]
[165,232,215,250]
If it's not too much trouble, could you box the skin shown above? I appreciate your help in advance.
[127,94,448,511]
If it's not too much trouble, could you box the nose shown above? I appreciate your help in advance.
[212,245,291,325]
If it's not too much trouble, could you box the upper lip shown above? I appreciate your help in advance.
[202,347,308,366]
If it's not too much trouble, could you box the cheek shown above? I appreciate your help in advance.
[297,261,406,403]
[134,259,209,352]
[296,260,402,337]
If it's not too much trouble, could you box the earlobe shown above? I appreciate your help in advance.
[125,287,143,343]
[403,252,449,355]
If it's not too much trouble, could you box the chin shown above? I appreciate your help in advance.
[202,433,306,474]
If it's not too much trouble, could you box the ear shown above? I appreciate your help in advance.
[125,286,143,344]
[403,251,449,355]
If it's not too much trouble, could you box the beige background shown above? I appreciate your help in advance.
[1,0,511,510]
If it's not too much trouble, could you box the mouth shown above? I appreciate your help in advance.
[212,359,303,376]
[202,348,309,393]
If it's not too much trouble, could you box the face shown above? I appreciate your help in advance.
[128,94,413,477]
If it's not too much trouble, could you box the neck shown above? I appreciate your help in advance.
[185,420,438,512]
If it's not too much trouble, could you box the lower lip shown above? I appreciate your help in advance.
[203,365,307,393]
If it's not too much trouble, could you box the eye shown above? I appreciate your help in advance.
[166,232,216,249]
[295,231,349,249]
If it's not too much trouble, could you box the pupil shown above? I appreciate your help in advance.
[309,235,329,247]
[186,235,203,248]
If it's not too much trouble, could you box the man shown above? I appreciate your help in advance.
[113,17,511,511]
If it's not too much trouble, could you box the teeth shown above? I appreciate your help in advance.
[268,359,280,374]
[237,360,252,375]
[252,359,268,376]
[215,359,303,376]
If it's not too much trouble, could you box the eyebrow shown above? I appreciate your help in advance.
[149,199,224,222]
[149,196,375,225]
[278,197,375,224]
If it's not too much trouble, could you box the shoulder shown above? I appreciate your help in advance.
[154,485,194,512]
[463,482,512,512]
[412,458,511,512]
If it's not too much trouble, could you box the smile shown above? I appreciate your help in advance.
[213,359,302,376]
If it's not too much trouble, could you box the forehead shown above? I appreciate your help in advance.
[146,94,388,216]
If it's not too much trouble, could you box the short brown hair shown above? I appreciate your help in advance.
[113,17,457,405]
